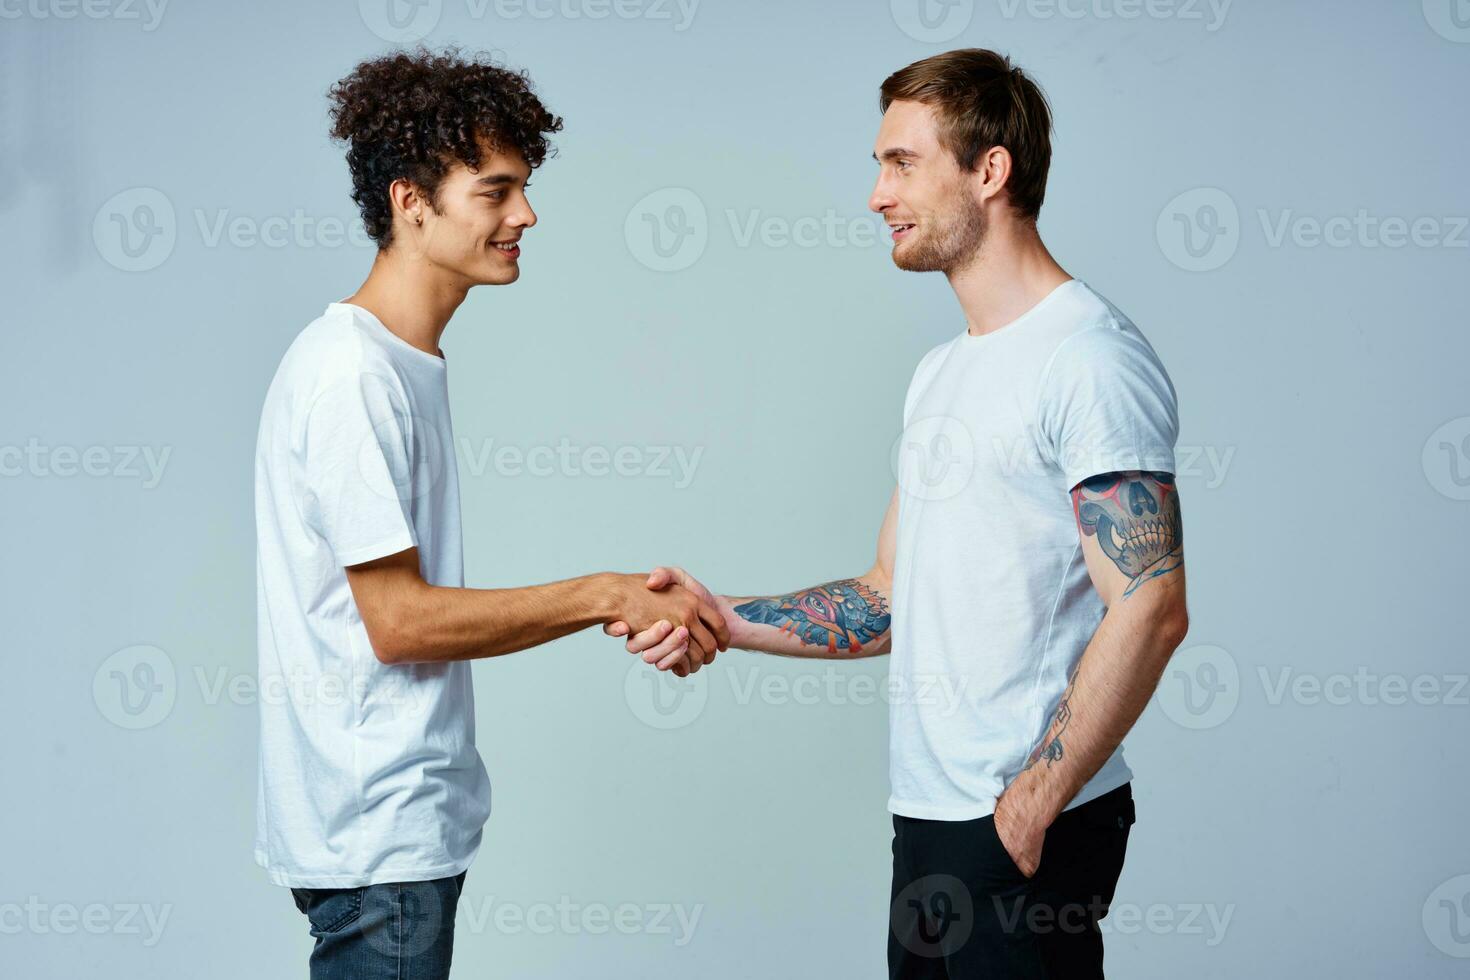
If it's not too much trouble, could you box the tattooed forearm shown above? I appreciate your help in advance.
[1073,470,1184,598]
[1023,659,1079,771]
[733,579,891,654]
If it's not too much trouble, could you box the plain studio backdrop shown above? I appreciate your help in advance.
[2,0,1466,976]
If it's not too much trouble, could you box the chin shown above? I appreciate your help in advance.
[474,265,520,286]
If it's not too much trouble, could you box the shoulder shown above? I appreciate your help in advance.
[1040,285,1168,383]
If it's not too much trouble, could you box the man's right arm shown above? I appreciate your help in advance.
[617,488,898,661]
[344,549,729,667]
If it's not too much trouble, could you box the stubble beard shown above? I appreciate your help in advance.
[892,194,987,274]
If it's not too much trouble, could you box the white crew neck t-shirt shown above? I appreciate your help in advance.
[253,302,490,887]
[889,279,1178,821]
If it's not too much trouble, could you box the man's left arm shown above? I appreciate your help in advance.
[994,469,1190,876]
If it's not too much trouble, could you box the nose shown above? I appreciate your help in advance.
[869,175,896,215]
[509,195,537,231]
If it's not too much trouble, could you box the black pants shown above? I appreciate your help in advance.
[889,783,1135,979]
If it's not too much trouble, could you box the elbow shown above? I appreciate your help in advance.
[1158,602,1190,651]
[365,602,417,665]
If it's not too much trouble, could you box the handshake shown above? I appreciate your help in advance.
[603,566,728,677]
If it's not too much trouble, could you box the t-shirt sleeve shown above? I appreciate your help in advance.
[1037,326,1179,492]
[301,372,419,567]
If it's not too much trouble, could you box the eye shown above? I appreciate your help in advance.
[896,159,912,172]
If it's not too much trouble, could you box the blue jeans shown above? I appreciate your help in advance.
[291,871,467,980]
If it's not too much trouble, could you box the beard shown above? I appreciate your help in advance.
[891,194,986,273]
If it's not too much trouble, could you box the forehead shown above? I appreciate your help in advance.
[445,137,531,183]
[874,99,943,156]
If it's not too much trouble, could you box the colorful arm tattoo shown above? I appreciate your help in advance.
[1072,470,1184,599]
[732,579,891,654]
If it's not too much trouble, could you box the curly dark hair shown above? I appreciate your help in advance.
[327,47,563,248]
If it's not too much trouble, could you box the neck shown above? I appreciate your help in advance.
[946,219,1071,336]
[343,247,469,358]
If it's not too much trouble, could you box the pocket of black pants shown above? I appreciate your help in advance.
[983,814,1030,879]
[293,886,365,935]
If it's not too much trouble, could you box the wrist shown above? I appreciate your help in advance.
[589,572,634,622]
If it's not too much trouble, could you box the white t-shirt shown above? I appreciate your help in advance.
[889,280,1178,821]
[253,302,490,887]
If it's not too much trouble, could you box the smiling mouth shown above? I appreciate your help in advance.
[491,240,521,259]
[889,223,916,241]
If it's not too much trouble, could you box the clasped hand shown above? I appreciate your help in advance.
[604,567,724,677]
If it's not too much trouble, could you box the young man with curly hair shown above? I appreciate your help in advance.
[614,49,1190,978]
[253,49,726,979]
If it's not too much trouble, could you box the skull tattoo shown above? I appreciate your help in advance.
[1073,471,1183,596]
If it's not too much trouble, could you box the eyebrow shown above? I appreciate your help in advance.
[873,147,920,162]
[474,173,522,187]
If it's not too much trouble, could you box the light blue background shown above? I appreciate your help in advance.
[3,0,1468,976]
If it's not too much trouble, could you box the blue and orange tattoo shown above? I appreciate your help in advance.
[734,579,891,654]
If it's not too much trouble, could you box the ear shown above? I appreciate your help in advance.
[387,178,426,229]
[971,144,1013,209]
